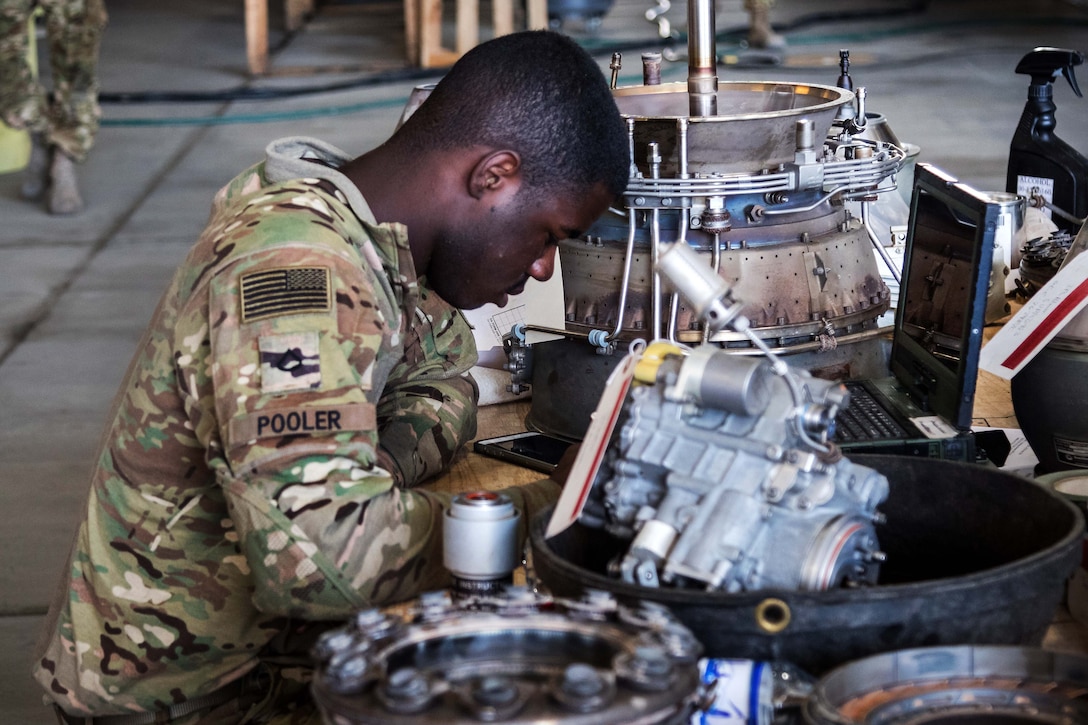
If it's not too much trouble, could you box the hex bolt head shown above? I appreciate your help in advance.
[561,664,605,697]
[473,676,519,707]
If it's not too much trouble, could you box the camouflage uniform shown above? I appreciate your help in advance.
[33,137,560,721]
[0,0,107,162]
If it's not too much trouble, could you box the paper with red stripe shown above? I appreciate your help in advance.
[980,251,1088,380]
[545,352,639,539]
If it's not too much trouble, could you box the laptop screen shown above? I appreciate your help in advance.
[889,163,999,430]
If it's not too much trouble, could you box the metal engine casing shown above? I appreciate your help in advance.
[563,212,889,348]
[311,588,704,725]
[581,346,890,593]
[522,77,905,440]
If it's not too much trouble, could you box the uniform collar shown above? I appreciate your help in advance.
[263,136,378,225]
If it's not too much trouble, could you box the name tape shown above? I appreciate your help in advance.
[228,403,376,448]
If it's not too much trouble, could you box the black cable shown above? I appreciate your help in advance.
[98,65,445,104]
[766,0,930,36]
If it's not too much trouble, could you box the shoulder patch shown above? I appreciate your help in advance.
[241,266,331,322]
[260,331,321,393]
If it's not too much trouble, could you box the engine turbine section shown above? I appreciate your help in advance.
[580,343,889,593]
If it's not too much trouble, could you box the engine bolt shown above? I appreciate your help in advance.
[616,645,674,691]
[325,652,369,694]
[473,676,519,707]
[385,667,428,700]
[561,664,605,697]
[632,646,671,676]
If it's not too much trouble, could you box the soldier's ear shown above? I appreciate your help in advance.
[468,151,522,200]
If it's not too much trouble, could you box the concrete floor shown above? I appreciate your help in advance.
[2,0,1087,720]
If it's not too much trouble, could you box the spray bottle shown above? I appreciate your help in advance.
[1006,46,1086,236]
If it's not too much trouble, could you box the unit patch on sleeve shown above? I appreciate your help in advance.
[259,331,322,393]
[241,266,331,322]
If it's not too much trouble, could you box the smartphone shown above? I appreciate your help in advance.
[473,431,574,473]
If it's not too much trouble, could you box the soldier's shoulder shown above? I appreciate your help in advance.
[205,175,367,256]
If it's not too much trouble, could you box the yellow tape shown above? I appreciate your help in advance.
[633,342,685,385]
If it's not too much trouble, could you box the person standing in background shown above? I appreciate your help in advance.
[744,0,784,49]
[0,0,107,214]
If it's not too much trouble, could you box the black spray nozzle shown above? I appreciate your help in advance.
[1015,46,1084,98]
[837,49,853,91]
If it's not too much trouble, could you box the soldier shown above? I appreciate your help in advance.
[34,30,629,724]
[0,0,106,214]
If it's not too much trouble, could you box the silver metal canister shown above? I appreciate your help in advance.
[443,491,520,597]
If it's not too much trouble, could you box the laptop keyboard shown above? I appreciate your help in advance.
[833,383,911,442]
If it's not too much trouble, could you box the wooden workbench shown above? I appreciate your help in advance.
[431,398,544,497]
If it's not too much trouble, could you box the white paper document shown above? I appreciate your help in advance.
[979,250,1088,379]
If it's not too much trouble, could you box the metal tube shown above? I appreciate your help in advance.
[676,119,690,247]
[760,186,851,216]
[608,207,640,340]
[652,209,663,340]
[687,0,718,117]
[642,51,662,86]
[669,117,691,344]
[861,201,902,284]
[648,142,664,340]
[706,231,722,343]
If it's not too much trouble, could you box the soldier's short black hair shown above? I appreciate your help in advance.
[397,30,629,200]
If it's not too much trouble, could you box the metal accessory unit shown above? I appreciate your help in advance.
[443,491,519,598]
[570,240,890,593]
[311,587,705,724]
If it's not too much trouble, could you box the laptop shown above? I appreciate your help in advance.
[832,162,1000,461]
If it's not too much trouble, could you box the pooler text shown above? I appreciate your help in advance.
[257,409,342,436]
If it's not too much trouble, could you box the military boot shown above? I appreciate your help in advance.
[48,148,84,215]
[19,133,49,201]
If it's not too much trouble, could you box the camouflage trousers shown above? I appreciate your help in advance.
[55,662,324,725]
[171,664,321,725]
[0,0,107,162]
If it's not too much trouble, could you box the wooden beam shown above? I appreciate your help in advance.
[404,0,419,64]
[455,0,479,56]
[244,0,269,75]
[526,0,548,30]
[492,0,513,37]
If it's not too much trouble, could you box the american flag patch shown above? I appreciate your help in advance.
[240,266,331,322]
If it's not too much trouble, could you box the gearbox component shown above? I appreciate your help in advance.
[311,587,704,724]
[579,341,889,593]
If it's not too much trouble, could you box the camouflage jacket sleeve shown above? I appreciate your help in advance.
[179,181,552,616]
[377,283,480,487]
[178,227,430,613]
